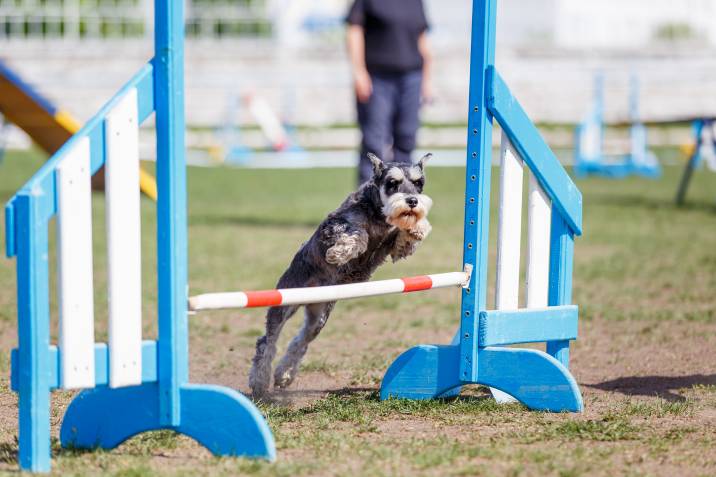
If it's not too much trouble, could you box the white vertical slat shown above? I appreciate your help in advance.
[57,136,95,389]
[105,88,143,388]
[704,121,716,172]
[580,118,601,162]
[526,172,551,309]
[491,132,524,405]
[495,132,523,310]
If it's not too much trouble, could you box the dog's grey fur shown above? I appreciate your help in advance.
[249,153,433,397]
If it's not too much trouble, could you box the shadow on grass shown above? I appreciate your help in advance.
[253,386,376,405]
[586,374,716,402]
[189,213,318,229]
[257,385,495,407]
[320,387,493,402]
[588,193,716,213]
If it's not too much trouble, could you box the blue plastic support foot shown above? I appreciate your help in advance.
[380,345,583,412]
[60,382,276,460]
[437,330,464,398]
[380,344,463,400]
[475,347,583,412]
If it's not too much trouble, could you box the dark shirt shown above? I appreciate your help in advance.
[346,0,429,75]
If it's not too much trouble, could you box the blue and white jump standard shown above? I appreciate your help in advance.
[574,74,661,178]
[675,117,716,206]
[380,0,584,412]
[5,0,274,472]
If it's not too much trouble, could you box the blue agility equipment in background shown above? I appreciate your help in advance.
[4,0,275,472]
[574,74,661,179]
[380,0,584,413]
[675,117,716,206]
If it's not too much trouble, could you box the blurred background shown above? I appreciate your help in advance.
[1,0,716,166]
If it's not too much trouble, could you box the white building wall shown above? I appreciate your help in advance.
[1,0,715,128]
[554,0,716,49]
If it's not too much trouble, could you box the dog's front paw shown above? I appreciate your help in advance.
[391,240,418,263]
[390,229,419,262]
[273,367,296,389]
[325,245,351,265]
[249,366,271,398]
[408,219,432,241]
[325,233,367,265]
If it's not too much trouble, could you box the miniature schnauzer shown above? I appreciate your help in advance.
[249,153,434,397]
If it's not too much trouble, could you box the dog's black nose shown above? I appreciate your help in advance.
[406,196,418,208]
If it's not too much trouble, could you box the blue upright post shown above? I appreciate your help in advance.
[547,213,574,367]
[459,0,497,384]
[154,0,188,428]
[13,196,52,473]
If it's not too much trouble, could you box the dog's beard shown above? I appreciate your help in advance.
[382,192,433,230]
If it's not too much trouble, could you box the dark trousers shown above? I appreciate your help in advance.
[357,70,422,184]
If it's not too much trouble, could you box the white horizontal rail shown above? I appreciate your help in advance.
[189,270,471,312]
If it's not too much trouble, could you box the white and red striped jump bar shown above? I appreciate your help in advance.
[188,268,472,312]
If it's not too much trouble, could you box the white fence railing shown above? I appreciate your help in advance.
[0,0,270,39]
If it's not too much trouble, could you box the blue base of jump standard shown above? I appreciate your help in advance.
[381,307,582,412]
[60,383,274,459]
[9,341,275,464]
[381,0,584,413]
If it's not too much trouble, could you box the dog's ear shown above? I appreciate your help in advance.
[367,153,385,176]
[417,153,432,170]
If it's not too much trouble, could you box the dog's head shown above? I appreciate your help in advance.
[368,153,433,231]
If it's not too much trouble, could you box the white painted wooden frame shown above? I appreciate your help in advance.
[495,131,523,311]
[490,132,525,404]
[526,172,551,308]
[105,88,143,388]
[56,136,96,389]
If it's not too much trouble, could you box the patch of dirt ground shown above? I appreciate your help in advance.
[1,302,714,476]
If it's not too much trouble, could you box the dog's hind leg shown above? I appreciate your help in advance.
[274,301,336,389]
[249,304,299,397]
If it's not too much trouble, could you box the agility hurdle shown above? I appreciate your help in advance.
[675,117,716,206]
[574,74,661,178]
[380,0,583,410]
[189,271,471,311]
[191,0,584,413]
[0,59,158,200]
[4,0,274,472]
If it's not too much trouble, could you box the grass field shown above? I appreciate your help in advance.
[0,149,715,476]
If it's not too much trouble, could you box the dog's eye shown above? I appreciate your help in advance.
[387,179,398,188]
[412,179,424,188]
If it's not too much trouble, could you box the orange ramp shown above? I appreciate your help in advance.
[0,59,157,200]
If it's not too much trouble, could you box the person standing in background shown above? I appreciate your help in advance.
[346,0,433,184]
